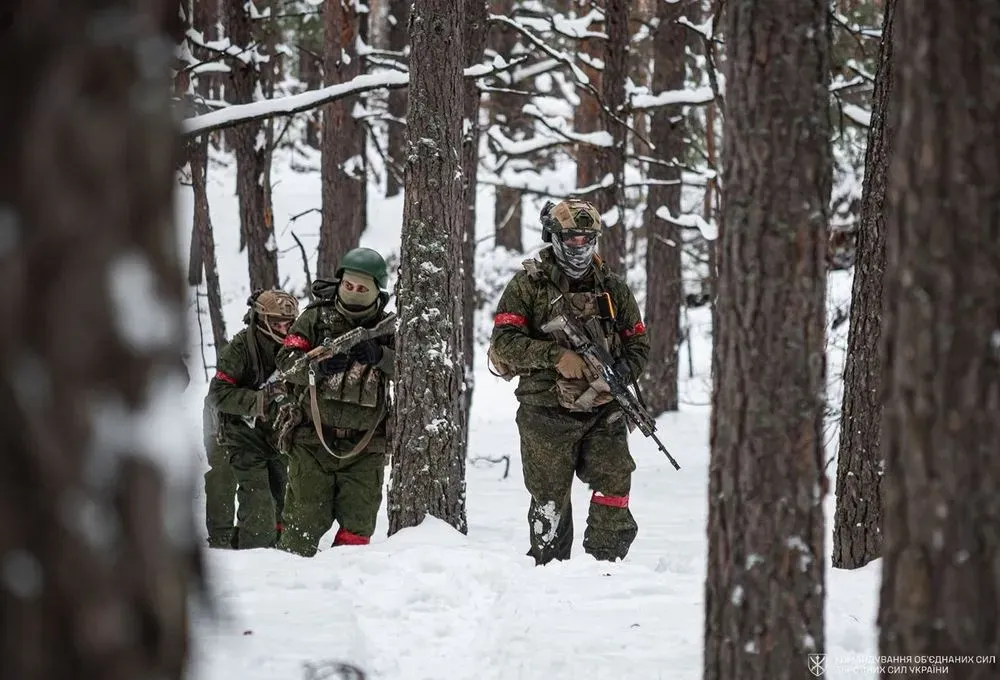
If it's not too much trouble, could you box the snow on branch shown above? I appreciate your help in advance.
[522,103,613,147]
[488,14,590,85]
[841,103,871,127]
[630,86,715,111]
[181,52,535,138]
[182,71,409,137]
[656,206,718,241]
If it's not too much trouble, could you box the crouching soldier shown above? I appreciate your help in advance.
[206,289,300,549]
[488,199,650,565]
[203,396,237,548]
[275,247,396,557]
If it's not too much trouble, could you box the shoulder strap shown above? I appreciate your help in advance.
[307,367,386,461]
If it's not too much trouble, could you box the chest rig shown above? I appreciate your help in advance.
[316,305,386,409]
[524,258,622,412]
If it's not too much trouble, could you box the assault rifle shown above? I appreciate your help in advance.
[541,314,681,471]
[287,312,398,377]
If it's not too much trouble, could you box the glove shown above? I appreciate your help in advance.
[253,383,285,420]
[554,348,587,380]
[349,340,384,365]
[318,353,351,375]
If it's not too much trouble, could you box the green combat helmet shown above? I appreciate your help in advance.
[311,247,391,305]
[336,247,390,297]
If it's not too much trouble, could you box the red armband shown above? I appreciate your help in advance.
[283,333,312,351]
[620,321,646,339]
[494,312,527,328]
[214,370,237,385]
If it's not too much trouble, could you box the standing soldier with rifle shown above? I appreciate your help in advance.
[207,289,300,549]
[275,247,396,557]
[488,199,653,565]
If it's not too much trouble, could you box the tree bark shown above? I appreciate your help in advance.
[385,0,409,198]
[593,0,628,272]
[640,0,691,415]
[489,0,525,253]
[831,0,896,571]
[703,2,831,679]
[460,0,487,454]
[878,1,1000,673]
[387,0,469,536]
[317,0,366,279]
[0,1,201,678]
[190,138,229,354]
[573,0,602,194]
[226,0,279,290]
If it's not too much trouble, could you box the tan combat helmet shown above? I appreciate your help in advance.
[253,289,299,342]
[547,199,603,236]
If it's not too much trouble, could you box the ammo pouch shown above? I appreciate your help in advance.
[322,360,382,408]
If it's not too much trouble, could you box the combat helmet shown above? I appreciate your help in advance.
[248,289,299,343]
[540,199,604,279]
[336,247,390,300]
[540,199,604,243]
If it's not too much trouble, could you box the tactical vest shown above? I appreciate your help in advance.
[497,257,623,412]
[320,360,384,409]
[315,304,390,413]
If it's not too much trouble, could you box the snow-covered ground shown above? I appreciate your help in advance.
[175,152,879,680]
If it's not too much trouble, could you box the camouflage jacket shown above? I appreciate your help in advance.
[277,302,395,434]
[206,327,280,429]
[489,247,650,407]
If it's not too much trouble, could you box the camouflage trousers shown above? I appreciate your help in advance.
[220,420,288,550]
[204,404,237,549]
[515,403,638,565]
[278,428,386,558]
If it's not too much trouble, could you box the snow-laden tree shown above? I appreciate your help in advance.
[387,0,469,535]
[704,1,832,677]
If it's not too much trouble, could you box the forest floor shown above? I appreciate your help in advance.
[177,151,880,680]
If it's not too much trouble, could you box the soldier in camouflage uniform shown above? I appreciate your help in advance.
[489,199,650,565]
[202,395,237,548]
[275,247,395,557]
[206,289,300,549]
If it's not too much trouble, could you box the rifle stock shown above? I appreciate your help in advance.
[541,314,681,471]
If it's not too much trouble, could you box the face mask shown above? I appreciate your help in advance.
[552,235,597,279]
[336,271,379,319]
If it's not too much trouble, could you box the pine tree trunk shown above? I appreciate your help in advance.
[226,0,278,290]
[191,138,229,353]
[385,0,409,198]
[387,0,469,536]
[831,0,896,571]
[460,0,487,452]
[704,2,831,678]
[573,0,602,193]
[640,0,690,415]
[0,2,201,677]
[593,0,628,272]
[317,0,366,279]
[490,0,525,253]
[878,1,1000,672]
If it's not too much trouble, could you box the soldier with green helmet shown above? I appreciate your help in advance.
[488,199,651,565]
[206,289,300,549]
[274,247,396,556]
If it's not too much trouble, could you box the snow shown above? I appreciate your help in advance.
[177,150,880,680]
[631,86,715,110]
[842,104,872,127]
[182,71,410,136]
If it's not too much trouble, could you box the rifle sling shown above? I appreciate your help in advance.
[308,370,386,461]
